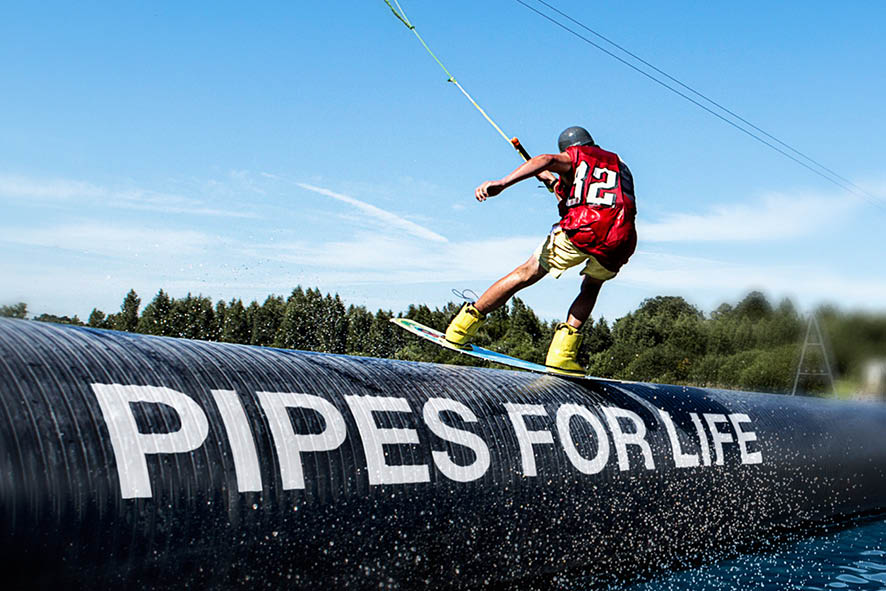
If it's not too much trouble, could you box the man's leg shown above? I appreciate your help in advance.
[564,275,604,329]
[546,275,602,374]
[474,255,548,315]
[445,254,547,345]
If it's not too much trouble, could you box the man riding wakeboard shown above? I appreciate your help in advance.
[444,126,637,375]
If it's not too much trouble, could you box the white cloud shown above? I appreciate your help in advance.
[1,223,213,258]
[620,250,886,306]
[252,234,886,310]
[0,173,256,219]
[4,217,884,322]
[642,191,860,242]
[113,189,259,218]
[5,170,884,321]
[249,232,537,283]
[296,183,448,243]
[0,174,105,199]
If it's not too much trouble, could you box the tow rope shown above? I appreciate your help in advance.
[382,0,548,182]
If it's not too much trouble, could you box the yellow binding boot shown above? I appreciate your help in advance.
[545,323,586,376]
[445,303,485,347]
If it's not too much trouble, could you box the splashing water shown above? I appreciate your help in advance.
[602,518,886,591]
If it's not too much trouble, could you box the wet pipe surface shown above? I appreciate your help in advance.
[0,318,884,589]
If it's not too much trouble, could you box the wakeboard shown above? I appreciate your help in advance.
[390,317,585,378]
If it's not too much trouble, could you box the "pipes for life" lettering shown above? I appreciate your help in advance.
[91,384,763,499]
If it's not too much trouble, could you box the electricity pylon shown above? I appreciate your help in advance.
[792,313,837,397]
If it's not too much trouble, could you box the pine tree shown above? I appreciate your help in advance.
[138,290,172,336]
[171,294,215,340]
[499,298,545,362]
[87,308,109,328]
[366,309,397,358]
[214,300,228,341]
[582,318,613,356]
[346,305,373,355]
[317,294,348,354]
[251,295,285,347]
[275,287,324,350]
[221,299,249,344]
[116,290,141,333]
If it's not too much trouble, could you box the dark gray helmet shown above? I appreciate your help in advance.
[557,126,595,152]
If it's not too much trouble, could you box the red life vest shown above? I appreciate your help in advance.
[554,145,637,272]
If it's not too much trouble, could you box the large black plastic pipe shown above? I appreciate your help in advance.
[1,318,885,589]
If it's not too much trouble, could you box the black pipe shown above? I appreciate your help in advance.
[0,317,884,589]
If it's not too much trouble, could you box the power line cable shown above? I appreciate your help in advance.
[533,0,874,200]
[515,0,882,207]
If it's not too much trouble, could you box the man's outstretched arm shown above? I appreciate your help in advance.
[475,152,572,201]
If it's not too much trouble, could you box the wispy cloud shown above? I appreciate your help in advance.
[112,189,259,218]
[1,223,213,258]
[296,183,448,243]
[249,231,535,282]
[0,175,105,199]
[642,191,860,242]
[0,173,257,219]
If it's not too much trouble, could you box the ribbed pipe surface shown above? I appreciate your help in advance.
[0,318,884,589]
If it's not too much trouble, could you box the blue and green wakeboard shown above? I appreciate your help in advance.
[390,317,585,378]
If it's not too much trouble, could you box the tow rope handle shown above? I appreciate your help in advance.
[511,137,556,192]
[510,136,532,161]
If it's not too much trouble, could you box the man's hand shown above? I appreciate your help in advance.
[475,180,506,202]
[536,170,557,188]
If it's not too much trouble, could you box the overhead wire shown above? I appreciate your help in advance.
[514,0,882,207]
[532,0,872,198]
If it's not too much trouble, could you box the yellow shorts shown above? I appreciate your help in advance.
[533,228,618,281]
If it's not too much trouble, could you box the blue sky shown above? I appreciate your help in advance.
[1,1,884,323]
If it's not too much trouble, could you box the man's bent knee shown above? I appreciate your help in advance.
[516,258,546,283]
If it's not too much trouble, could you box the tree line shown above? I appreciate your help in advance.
[2,288,883,395]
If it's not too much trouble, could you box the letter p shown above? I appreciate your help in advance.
[92,384,210,499]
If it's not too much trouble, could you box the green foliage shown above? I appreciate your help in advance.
[88,308,110,329]
[496,299,547,364]
[734,291,772,321]
[27,286,884,395]
[737,345,799,394]
[821,308,886,377]
[583,292,815,392]
[172,294,216,340]
[251,296,285,347]
[317,294,347,354]
[582,318,613,356]
[345,305,373,355]
[0,303,28,318]
[34,313,83,325]
[366,309,402,358]
[116,289,141,333]
[275,288,320,350]
[222,299,250,344]
[138,290,173,336]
